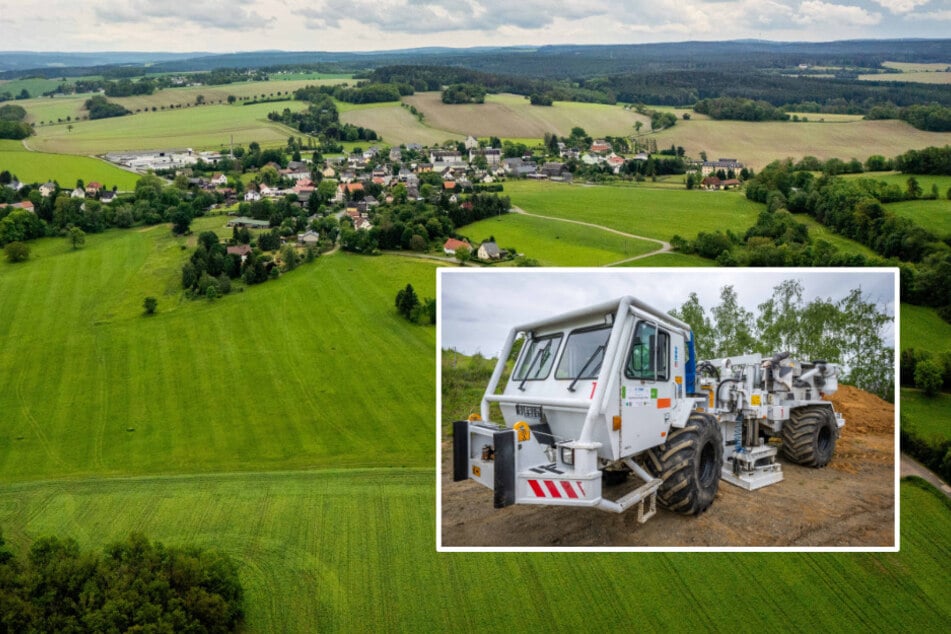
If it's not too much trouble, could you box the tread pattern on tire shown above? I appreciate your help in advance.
[645,413,722,515]
[781,405,837,468]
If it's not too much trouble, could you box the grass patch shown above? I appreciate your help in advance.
[340,103,460,147]
[888,199,951,238]
[618,252,717,267]
[792,213,879,256]
[0,139,140,189]
[504,180,761,241]
[458,212,657,266]
[900,303,951,353]
[901,388,951,442]
[843,172,951,194]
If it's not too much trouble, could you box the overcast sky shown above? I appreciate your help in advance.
[0,1,948,52]
[439,268,896,356]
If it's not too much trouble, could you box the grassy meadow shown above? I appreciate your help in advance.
[503,180,762,241]
[900,389,951,443]
[460,212,658,266]
[340,102,461,146]
[900,303,951,353]
[859,62,951,84]
[0,139,140,190]
[888,199,951,238]
[0,222,438,482]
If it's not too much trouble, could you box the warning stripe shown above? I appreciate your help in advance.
[528,479,586,499]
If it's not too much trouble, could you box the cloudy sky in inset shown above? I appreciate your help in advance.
[439,268,896,356]
[0,0,947,52]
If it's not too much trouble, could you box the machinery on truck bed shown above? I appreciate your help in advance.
[452,296,844,522]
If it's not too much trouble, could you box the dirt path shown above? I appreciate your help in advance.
[509,205,671,264]
[901,453,951,498]
[441,386,896,548]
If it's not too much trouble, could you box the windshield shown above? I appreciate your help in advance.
[555,325,611,381]
[513,333,562,382]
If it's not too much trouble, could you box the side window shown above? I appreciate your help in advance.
[513,334,562,381]
[625,322,670,381]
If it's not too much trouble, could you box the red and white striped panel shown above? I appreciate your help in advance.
[527,479,587,499]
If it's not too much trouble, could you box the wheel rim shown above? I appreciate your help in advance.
[698,440,717,489]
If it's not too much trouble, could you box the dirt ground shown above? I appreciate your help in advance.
[440,385,896,548]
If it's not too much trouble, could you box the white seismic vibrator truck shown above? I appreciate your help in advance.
[452,296,844,522]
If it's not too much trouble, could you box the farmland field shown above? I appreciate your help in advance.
[27,101,308,154]
[402,92,648,139]
[652,118,951,171]
[460,212,657,266]
[503,180,761,241]
[340,102,459,146]
[859,62,951,84]
[0,139,140,190]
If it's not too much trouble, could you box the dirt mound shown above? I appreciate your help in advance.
[825,384,894,435]
[442,384,896,548]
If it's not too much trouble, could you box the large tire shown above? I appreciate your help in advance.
[782,405,837,467]
[645,413,723,515]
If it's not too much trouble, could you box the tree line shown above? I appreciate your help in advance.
[0,103,31,139]
[670,280,894,400]
[0,531,243,632]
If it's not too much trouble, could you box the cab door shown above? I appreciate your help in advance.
[619,320,677,455]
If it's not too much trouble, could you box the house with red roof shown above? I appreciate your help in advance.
[443,238,472,255]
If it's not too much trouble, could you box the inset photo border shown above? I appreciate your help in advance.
[436,267,899,552]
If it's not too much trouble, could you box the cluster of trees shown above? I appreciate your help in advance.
[84,95,131,120]
[670,280,894,400]
[0,531,243,632]
[693,97,789,121]
[736,158,951,316]
[314,82,413,104]
[395,283,436,325]
[280,90,379,142]
[182,227,320,297]
[894,146,951,175]
[868,103,951,132]
[442,83,487,104]
[103,77,156,97]
[0,104,31,139]
[340,192,510,255]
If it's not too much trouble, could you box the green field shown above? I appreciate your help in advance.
[1,472,948,631]
[844,172,951,194]
[0,224,437,482]
[792,213,879,256]
[0,76,72,99]
[900,303,951,353]
[0,139,140,190]
[503,180,761,241]
[901,388,951,442]
[888,199,951,238]
[620,251,718,267]
[28,101,308,154]
[460,212,657,266]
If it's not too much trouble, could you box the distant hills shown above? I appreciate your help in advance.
[1,40,949,79]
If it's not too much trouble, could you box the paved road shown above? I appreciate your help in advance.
[900,453,951,499]
[509,205,671,265]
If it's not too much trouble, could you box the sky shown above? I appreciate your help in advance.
[0,0,948,52]
[439,268,896,356]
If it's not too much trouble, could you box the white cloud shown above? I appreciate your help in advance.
[869,0,931,14]
[905,9,951,19]
[793,1,881,26]
[95,0,272,30]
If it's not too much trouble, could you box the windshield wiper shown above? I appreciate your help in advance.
[518,340,552,391]
[568,344,605,393]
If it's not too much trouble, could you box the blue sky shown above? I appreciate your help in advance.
[0,0,948,52]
